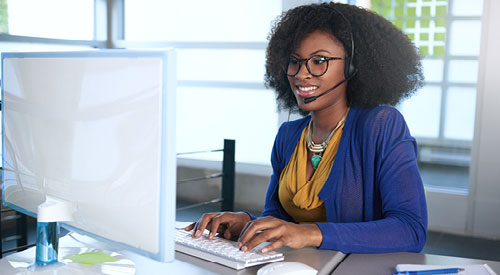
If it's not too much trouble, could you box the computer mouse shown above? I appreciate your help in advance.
[257,261,318,275]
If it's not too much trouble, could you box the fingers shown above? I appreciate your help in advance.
[238,216,275,246]
[241,226,284,252]
[237,221,254,245]
[207,212,229,239]
[261,239,285,254]
[184,222,196,231]
[189,214,307,253]
[238,216,280,250]
[223,228,232,240]
[191,213,219,237]
[189,214,294,254]
[191,212,238,239]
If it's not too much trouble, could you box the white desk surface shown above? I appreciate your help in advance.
[332,252,500,275]
[0,232,344,275]
[3,232,499,275]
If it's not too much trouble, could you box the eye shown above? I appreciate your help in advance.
[311,55,328,65]
[288,58,300,65]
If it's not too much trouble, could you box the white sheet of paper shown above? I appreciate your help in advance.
[396,264,497,275]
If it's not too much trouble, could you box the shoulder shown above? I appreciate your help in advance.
[352,105,404,123]
[274,116,310,154]
[282,115,310,128]
[348,106,413,150]
[276,116,310,139]
[271,116,310,169]
[350,106,407,132]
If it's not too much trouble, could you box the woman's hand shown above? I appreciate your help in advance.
[184,212,251,240]
[237,216,323,253]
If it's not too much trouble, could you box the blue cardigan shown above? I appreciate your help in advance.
[254,106,427,253]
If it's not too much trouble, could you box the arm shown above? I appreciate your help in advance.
[258,122,295,222]
[317,108,427,253]
[186,121,302,239]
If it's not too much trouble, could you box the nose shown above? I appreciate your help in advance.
[295,62,312,80]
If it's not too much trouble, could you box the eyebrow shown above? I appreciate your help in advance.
[291,49,333,57]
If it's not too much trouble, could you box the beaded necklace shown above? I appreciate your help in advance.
[306,107,350,169]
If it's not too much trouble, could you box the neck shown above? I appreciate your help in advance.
[310,103,349,143]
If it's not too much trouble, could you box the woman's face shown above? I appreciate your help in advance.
[287,30,348,113]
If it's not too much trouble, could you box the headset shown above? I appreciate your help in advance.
[339,6,357,80]
[303,6,358,104]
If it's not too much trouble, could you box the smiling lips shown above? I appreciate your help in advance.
[296,85,319,98]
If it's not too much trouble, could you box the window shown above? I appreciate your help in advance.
[125,0,280,42]
[3,0,482,177]
[1,0,94,40]
[123,0,283,165]
[358,0,484,190]
[1,0,282,167]
[0,0,102,166]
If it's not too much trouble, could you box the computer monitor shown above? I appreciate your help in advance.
[1,50,177,262]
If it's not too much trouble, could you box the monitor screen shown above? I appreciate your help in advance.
[1,50,177,262]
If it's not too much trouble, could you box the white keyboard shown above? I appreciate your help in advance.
[175,229,284,270]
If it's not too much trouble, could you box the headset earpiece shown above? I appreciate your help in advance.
[344,56,356,79]
[332,6,357,80]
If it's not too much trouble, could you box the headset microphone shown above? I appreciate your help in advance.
[303,70,356,104]
[303,78,347,104]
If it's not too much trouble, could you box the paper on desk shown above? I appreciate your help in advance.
[64,251,118,266]
[396,264,498,275]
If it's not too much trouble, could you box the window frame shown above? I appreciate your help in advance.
[0,0,108,48]
[2,0,498,240]
[0,0,482,168]
[347,0,483,169]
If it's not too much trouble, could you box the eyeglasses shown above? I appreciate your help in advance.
[285,55,344,77]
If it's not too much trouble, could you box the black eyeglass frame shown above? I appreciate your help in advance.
[285,55,345,77]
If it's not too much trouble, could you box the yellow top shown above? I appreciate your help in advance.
[278,121,345,223]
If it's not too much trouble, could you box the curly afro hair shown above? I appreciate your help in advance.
[265,2,424,115]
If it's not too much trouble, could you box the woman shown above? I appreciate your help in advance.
[185,2,427,254]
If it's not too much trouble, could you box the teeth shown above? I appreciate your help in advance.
[298,86,318,92]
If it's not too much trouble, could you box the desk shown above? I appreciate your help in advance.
[332,252,500,275]
[175,247,344,275]
[0,232,344,275]
[2,234,500,275]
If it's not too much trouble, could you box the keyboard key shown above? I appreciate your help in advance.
[175,229,284,270]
